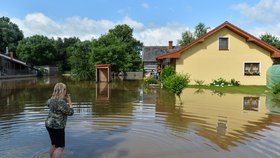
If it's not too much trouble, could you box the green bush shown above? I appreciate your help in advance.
[144,76,158,85]
[162,73,190,102]
[210,78,240,87]
[273,82,280,94]
[161,65,175,81]
[230,79,240,86]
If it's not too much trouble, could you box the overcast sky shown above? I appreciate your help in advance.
[1,0,280,46]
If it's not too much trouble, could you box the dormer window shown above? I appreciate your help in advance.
[219,37,229,50]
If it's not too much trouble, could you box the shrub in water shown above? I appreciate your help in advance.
[162,73,190,103]
[144,76,158,85]
[161,65,175,81]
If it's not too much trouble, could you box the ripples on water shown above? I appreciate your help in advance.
[1,77,280,158]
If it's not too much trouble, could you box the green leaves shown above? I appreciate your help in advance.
[16,35,56,65]
[177,22,210,46]
[0,16,24,53]
[69,41,95,81]
[161,65,176,81]
[273,82,280,94]
[162,73,190,97]
[91,24,143,72]
[161,66,190,103]
[260,33,280,49]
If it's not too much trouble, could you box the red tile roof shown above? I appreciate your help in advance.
[156,21,280,60]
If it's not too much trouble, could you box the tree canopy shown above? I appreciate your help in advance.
[178,22,210,46]
[54,37,80,72]
[260,33,280,49]
[16,35,57,66]
[260,33,280,64]
[69,40,94,80]
[91,24,143,72]
[0,16,24,54]
[194,23,210,39]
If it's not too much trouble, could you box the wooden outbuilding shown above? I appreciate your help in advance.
[95,64,112,82]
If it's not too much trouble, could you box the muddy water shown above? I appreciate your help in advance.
[0,77,280,158]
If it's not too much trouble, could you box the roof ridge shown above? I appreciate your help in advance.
[156,21,280,60]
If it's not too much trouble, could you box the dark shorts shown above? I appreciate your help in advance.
[46,127,65,148]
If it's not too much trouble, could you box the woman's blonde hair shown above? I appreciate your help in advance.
[51,82,67,99]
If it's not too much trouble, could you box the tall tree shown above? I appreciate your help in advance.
[177,30,195,46]
[194,22,210,39]
[54,37,80,72]
[91,24,143,72]
[0,16,24,54]
[178,22,210,46]
[260,33,280,49]
[69,41,94,80]
[16,35,57,65]
[260,33,280,64]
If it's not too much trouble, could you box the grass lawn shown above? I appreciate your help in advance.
[188,85,269,95]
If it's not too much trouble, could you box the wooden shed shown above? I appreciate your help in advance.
[95,64,112,82]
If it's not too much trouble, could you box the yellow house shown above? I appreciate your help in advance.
[157,21,280,85]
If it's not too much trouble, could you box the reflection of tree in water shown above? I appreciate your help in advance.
[211,89,225,97]
[266,92,280,114]
[194,88,205,95]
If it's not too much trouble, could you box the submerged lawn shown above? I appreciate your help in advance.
[188,85,269,95]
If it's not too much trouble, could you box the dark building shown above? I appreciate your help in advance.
[0,53,38,79]
[142,41,181,76]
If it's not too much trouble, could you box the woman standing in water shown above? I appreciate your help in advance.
[45,82,74,158]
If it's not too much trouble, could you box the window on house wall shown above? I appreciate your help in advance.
[219,37,229,50]
[244,63,260,76]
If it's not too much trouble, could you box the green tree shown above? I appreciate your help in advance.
[16,35,56,65]
[0,16,24,53]
[177,30,195,46]
[194,22,210,39]
[178,22,209,46]
[260,33,280,64]
[91,24,143,72]
[69,41,95,80]
[54,37,80,72]
[260,33,280,49]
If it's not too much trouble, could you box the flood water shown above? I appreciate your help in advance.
[1,77,280,158]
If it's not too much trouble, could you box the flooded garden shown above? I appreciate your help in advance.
[1,76,280,158]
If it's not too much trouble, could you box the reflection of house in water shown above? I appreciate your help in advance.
[0,78,38,101]
[0,78,39,119]
[243,96,260,112]
[157,88,280,150]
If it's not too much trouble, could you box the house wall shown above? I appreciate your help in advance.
[176,28,273,85]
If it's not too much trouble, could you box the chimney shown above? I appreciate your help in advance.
[6,47,9,55]
[168,41,173,49]
[10,52,13,60]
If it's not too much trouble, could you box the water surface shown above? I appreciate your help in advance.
[0,77,280,158]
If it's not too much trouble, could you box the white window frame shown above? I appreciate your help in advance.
[243,61,261,76]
